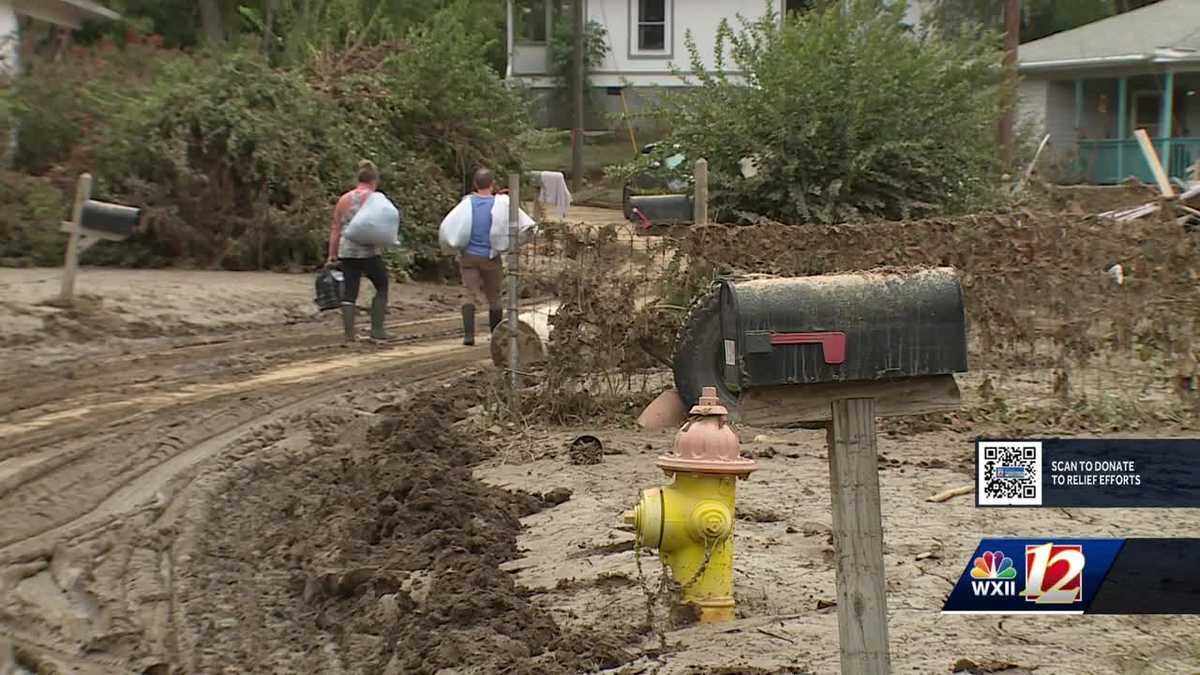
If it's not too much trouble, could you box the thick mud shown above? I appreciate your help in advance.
[185,384,631,674]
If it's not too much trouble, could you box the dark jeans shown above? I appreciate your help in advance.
[339,255,388,305]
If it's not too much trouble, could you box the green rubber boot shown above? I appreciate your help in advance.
[462,304,476,346]
[370,292,388,340]
[340,304,356,343]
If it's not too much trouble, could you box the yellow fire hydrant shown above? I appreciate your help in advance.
[624,386,758,623]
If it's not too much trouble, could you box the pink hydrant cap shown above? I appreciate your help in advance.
[656,386,758,477]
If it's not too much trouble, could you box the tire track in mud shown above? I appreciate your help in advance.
[0,312,468,454]
[2,364,483,674]
[0,341,487,559]
[0,310,499,672]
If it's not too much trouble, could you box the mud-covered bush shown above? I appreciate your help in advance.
[5,4,529,272]
[616,0,1007,224]
[0,171,69,267]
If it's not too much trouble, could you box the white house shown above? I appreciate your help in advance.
[506,0,928,129]
[1,0,117,162]
[1,0,119,81]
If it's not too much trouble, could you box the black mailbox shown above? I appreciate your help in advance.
[719,268,967,389]
[79,200,141,239]
[627,194,694,225]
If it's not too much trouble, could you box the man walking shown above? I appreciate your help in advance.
[327,160,389,343]
[459,168,504,345]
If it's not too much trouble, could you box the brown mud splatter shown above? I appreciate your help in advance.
[192,383,631,674]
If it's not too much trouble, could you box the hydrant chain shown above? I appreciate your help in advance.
[677,536,718,589]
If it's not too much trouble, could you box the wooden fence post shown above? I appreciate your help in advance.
[693,158,708,225]
[827,397,891,675]
[507,173,522,418]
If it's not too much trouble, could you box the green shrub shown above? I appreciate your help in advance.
[616,0,1007,224]
[7,2,529,273]
[0,171,68,266]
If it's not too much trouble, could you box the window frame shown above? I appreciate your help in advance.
[514,0,552,45]
[629,0,672,59]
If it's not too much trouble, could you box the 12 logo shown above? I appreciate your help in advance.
[1022,543,1085,604]
[968,543,1085,603]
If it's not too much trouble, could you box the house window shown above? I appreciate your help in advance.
[785,0,813,16]
[515,0,549,44]
[636,0,667,52]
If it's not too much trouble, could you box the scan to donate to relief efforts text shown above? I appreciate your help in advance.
[975,439,1200,508]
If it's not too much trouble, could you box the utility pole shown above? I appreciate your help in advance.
[571,0,585,192]
[998,0,1020,166]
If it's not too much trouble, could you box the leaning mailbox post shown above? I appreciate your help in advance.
[716,268,969,675]
[59,173,141,304]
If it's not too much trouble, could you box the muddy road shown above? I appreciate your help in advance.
[0,301,493,673]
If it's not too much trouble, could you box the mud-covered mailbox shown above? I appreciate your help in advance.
[79,200,141,240]
[712,267,968,675]
[719,268,967,390]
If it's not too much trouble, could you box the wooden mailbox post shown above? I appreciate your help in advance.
[58,173,141,304]
[712,269,969,674]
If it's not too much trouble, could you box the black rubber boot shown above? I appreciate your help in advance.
[370,292,388,340]
[489,308,503,334]
[462,304,476,346]
[340,304,356,343]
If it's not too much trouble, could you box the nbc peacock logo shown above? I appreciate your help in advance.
[970,550,1018,596]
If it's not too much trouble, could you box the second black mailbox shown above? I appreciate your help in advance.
[80,200,141,239]
[719,268,968,389]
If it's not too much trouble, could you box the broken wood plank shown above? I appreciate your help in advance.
[1134,129,1176,199]
[927,484,974,503]
[735,375,960,427]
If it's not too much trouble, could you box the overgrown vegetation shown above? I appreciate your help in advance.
[2,4,530,272]
[548,17,610,109]
[613,0,1008,224]
[525,211,1198,429]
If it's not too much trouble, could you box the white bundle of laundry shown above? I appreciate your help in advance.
[528,170,572,220]
[438,193,539,257]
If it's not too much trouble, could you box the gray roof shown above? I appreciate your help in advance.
[1019,0,1200,73]
[61,0,121,21]
[12,0,120,28]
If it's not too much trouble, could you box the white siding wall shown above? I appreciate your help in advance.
[513,0,781,88]
[588,0,780,87]
[1017,78,1049,135]
[1020,77,1081,165]
[0,1,18,82]
[1045,80,1078,148]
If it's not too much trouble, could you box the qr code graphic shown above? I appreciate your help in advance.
[977,441,1043,506]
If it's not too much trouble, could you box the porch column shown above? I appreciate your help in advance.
[1160,70,1175,178]
[1117,77,1128,180]
[1074,78,1084,131]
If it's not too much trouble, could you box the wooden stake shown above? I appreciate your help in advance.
[827,397,891,675]
[693,158,708,225]
[59,173,93,304]
[507,173,522,417]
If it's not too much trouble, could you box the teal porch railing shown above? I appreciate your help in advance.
[1077,137,1200,185]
